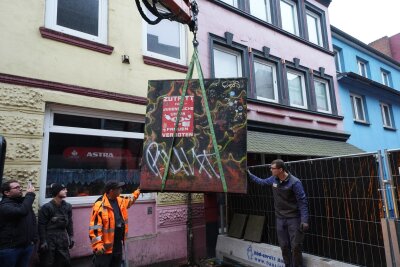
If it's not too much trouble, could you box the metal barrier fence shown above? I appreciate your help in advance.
[228,153,387,266]
[386,149,400,219]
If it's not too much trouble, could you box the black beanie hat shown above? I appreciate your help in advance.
[50,183,66,197]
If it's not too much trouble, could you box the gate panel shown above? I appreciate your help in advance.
[228,153,386,266]
[386,149,400,218]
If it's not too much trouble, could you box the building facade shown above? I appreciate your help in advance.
[332,26,400,153]
[197,0,362,162]
[369,33,400,63]
[195,0,363,258]
[0,0,205,265]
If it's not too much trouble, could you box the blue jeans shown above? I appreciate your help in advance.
[0,244,34,267]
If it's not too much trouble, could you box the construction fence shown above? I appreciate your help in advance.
[227,151,400,267]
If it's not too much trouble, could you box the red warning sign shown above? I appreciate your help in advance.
[162,96,194,137]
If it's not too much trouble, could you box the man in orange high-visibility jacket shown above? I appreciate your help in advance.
[89,180,140,267]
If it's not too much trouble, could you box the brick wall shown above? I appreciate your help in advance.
[369,36,393,57]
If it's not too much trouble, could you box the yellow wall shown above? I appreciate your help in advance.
[0,0,194,98]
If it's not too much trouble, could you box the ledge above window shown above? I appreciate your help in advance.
[39,27,114,55]
[143,56,188,73]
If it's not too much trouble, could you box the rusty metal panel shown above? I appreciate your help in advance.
[228,213,248,239]
[244,215,265,243]
[140,79,247,193]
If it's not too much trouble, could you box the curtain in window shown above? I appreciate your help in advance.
[288,72,303,106]
[214,49,240,78]
[315,81,328,111]
[255,62,275,100]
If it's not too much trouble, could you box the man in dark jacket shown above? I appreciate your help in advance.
[248,159,309,267]
[0,179,38,267]
[38,183,74,267]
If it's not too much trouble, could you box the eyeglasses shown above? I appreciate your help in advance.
[10,186,21,190]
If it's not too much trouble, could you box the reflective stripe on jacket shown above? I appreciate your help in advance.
[89,193,136,254]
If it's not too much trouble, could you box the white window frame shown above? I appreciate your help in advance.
[40,105,155,205]
[314,78,332,113]
[254,59,278,103]
[334,49,342,72]
[44,0,108,44]
[220,0,238,7]
[250,0,272,23]
[306,9,323,46]
[380,103,393,128]
[142,5,187,65]
[280,0,299,36]
[357,60,368,78]
[212,45,243,78]
[350,94,367,122]
[381,71,390,86]
[287,69,307,109]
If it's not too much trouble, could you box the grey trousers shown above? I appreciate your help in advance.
[276,217,305,267]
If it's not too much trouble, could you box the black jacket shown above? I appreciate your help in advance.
[0,192,38,249]
[38,199,73,244]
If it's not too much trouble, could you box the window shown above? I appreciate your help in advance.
[213,45,243,78]
[143,5,187,65]
[220,0,238,7]
[314,79,331,113]
[280,0,299,36]
[45,0,108,44]
[287,70,307,108]
[380,103,393,128]
[350,94,366,122]
[250,0,271,22]
[381,71,390,86]
[41,106,152,205]
[306,9,323,46]
[357,60,368,78]
[254,59,278,102]
[334,49,342,72]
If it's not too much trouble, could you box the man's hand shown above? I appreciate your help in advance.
[26,186,35,193]
[247,169,252,176]
[95,247,105,255]
[40,242,48,252]
[133,188,141,200]
[300,222,309,232]
[68,237,75,249]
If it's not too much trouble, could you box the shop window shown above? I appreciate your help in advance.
[41,106,149,204]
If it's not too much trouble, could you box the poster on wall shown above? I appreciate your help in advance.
[140,78,247,193]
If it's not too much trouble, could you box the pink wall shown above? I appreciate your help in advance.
[69,202,206,266]
[196,0,344,133]
[197,1,336,79]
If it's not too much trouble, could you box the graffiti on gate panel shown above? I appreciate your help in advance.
[140,79,247,193]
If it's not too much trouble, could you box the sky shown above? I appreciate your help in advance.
[329,0,400,44]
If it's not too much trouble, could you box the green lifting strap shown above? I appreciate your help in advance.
[161,48,227,193]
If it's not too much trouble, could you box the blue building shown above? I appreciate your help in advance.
[332,26,400,152]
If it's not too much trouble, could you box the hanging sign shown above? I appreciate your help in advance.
[140,78,248,193]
